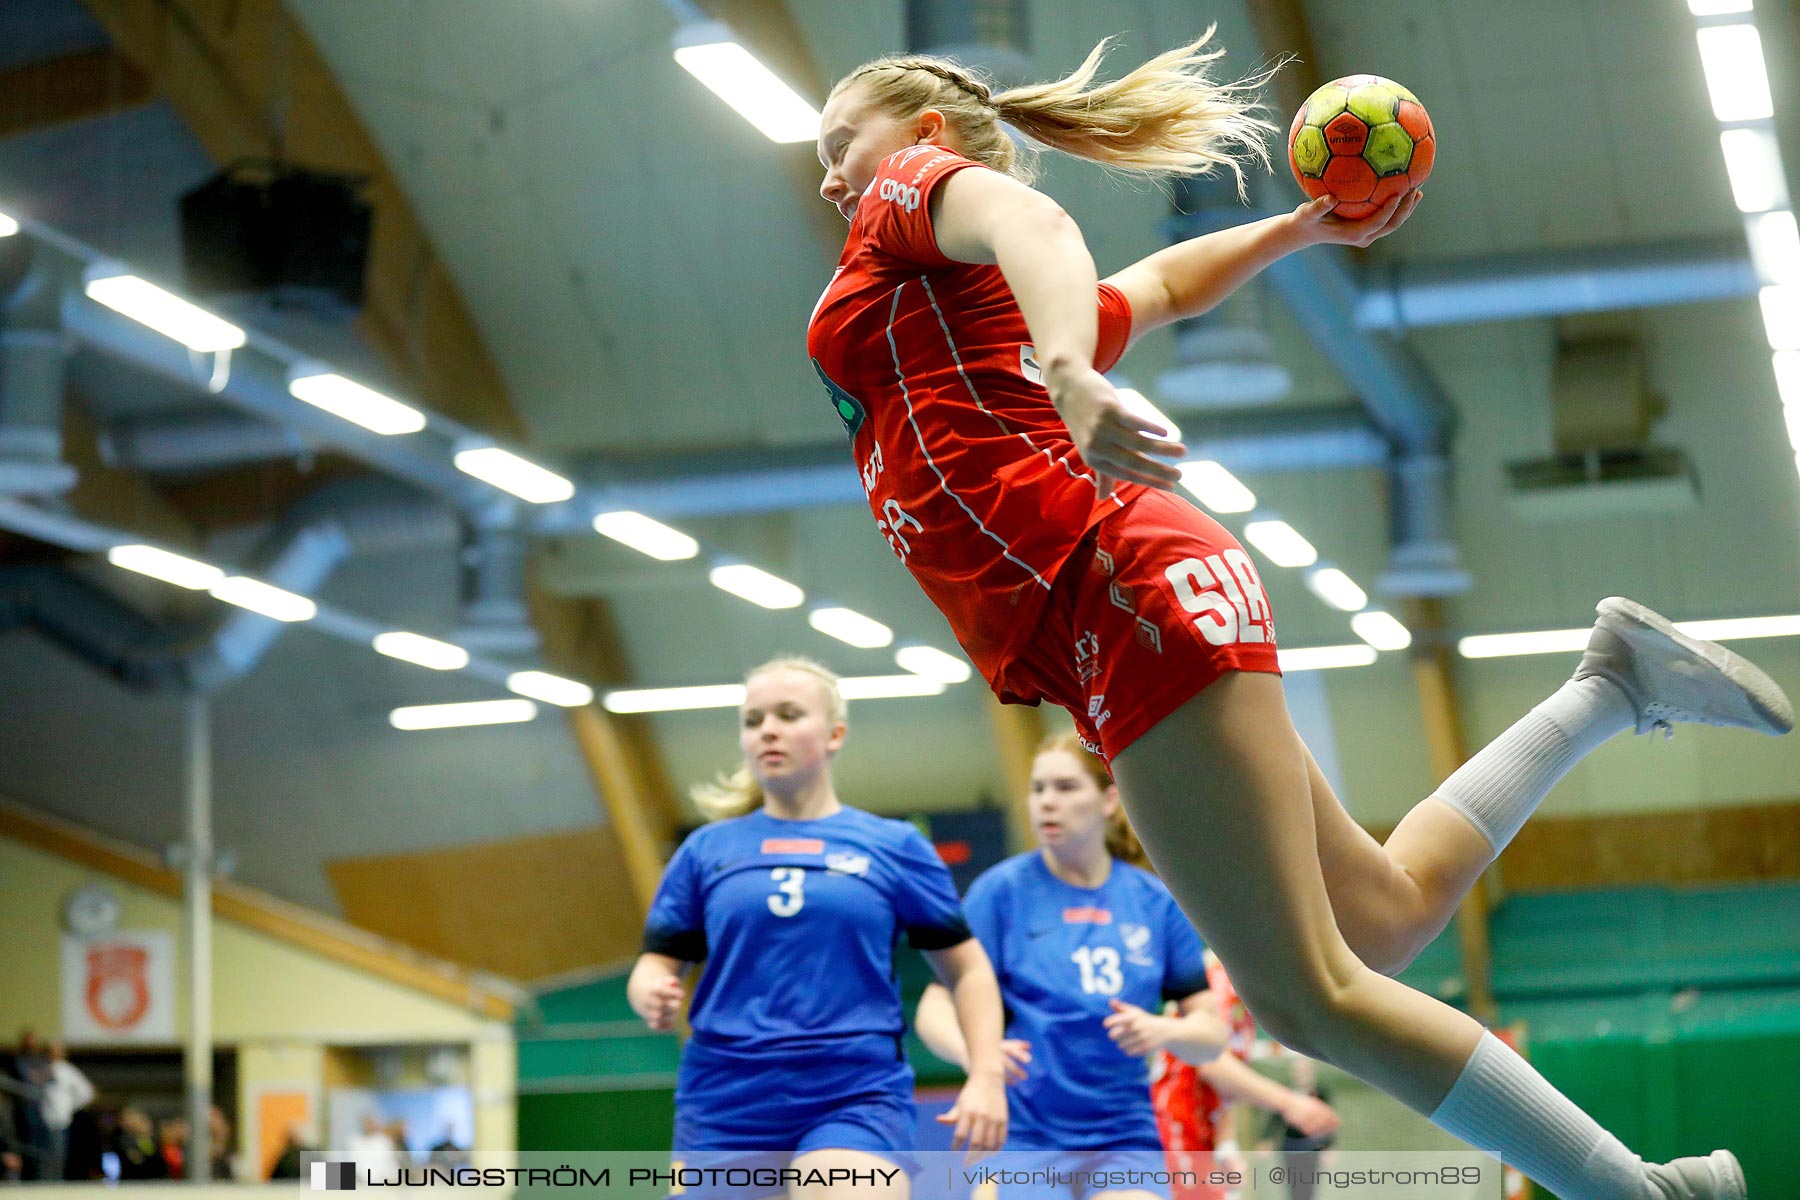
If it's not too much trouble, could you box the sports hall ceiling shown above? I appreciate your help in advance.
[0,0,1794,972]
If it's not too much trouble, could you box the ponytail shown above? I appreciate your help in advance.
[835,28,1277,192]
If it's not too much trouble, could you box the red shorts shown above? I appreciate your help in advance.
[996,488,1282,762]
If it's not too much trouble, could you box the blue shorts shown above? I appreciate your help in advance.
[988,1146,1174,1200]
[670,1044,918,1198]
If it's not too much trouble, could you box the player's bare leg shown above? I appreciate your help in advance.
[1293,597,1794,974]
[1112,671,1745,1200]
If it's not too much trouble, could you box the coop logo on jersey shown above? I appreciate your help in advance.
[1121,923,1155,966]
[1062,906,1114,925]
[762,838,825,856]
[825,852,871,877]
[878,178,921,213]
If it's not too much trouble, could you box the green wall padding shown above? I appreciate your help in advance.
[517,1088,675,1152]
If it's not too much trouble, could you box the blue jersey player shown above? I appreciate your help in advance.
[916,735,1229,1200]
[627,657,1008,1199]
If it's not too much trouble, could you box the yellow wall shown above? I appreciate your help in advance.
[0,832,516,1171]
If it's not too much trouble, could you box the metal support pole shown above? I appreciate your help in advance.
[1404,599,1498,1023]
[183,694,213,1181]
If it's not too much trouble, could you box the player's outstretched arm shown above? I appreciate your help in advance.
[931,167,1186,491]
[913,981,971,1069]
[1106,189,1424,341]
[1198,1052,1341,1138]
[922,940,1010,1156]
[1104,992,1230,1061]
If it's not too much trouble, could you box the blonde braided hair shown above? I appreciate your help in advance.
[832,28,1277,192]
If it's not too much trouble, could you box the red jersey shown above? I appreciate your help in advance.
[1152,957,1260,1198]
[805,147,1141,687]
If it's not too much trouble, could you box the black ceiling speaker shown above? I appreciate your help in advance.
[179,162,372,312]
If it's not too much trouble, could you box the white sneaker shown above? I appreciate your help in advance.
[1645,1150,1747,1199]
[1576,597,1795,737]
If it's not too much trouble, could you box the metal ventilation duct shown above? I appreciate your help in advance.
[0,476,461,693]
[100,412,313,475]
[0,246,75,496]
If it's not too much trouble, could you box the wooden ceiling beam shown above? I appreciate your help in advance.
[0,47,153,140]
[77,0,680,944]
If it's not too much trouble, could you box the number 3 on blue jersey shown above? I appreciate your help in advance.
[768,868,806,917]
[1072,946,1123,995]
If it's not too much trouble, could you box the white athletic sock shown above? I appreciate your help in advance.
[1431,1032,1650,1200]
[1434,676,1634,854]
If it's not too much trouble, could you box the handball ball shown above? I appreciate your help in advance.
[1288,75,1435,220]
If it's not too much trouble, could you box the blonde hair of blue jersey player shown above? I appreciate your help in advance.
[692,656,848,821]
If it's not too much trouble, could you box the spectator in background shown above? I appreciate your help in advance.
[157,1115,188,1178]
[8,1032,52,1181]
[0,1085,25,1183]
[115,1107,166,1180]
[269,1122,315,1181]
[208,1106,235,1180]
[61,1105,108,1182]
[385,1117,410,1166]
[427,1125,468,1169]
[40,1042,95,1181]
[348,1112,399,1175]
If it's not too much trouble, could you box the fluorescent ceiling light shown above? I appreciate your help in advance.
[85,274,246,353]
[1676,614,1800,640]
[592,511,698,561]
[604,683,748,714]
[0,212,17,237]
[373,631,470,671]
[1745,211,1800,285]
[288,373,426,436]
[1114,387,1184,448]
[1719,127,1787,213]
[209,576,316,622]
[1351,610,1412,651]
[1461,615,1800,658]
[808,606,894,649]
[1775,350,1800,408]
[1459,628,1594,658]
[1695,25,1773,122]
[673,28,820,144]
[1177,460,1256,513]
[453,446,575,504]
[390,699,538,731]
[1243,519,1318,568]
[1761,285,1800,350]
[896,644,974,683]
[1277,644,1378,671]
[1688,0,1753,12]
[506,670,594,708]
[709,563,804,609]
[107,544,224,590]
[838,674,947,700]
[1305,567,1367,613]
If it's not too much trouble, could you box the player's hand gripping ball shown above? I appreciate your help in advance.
[1288,75,1435,219]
